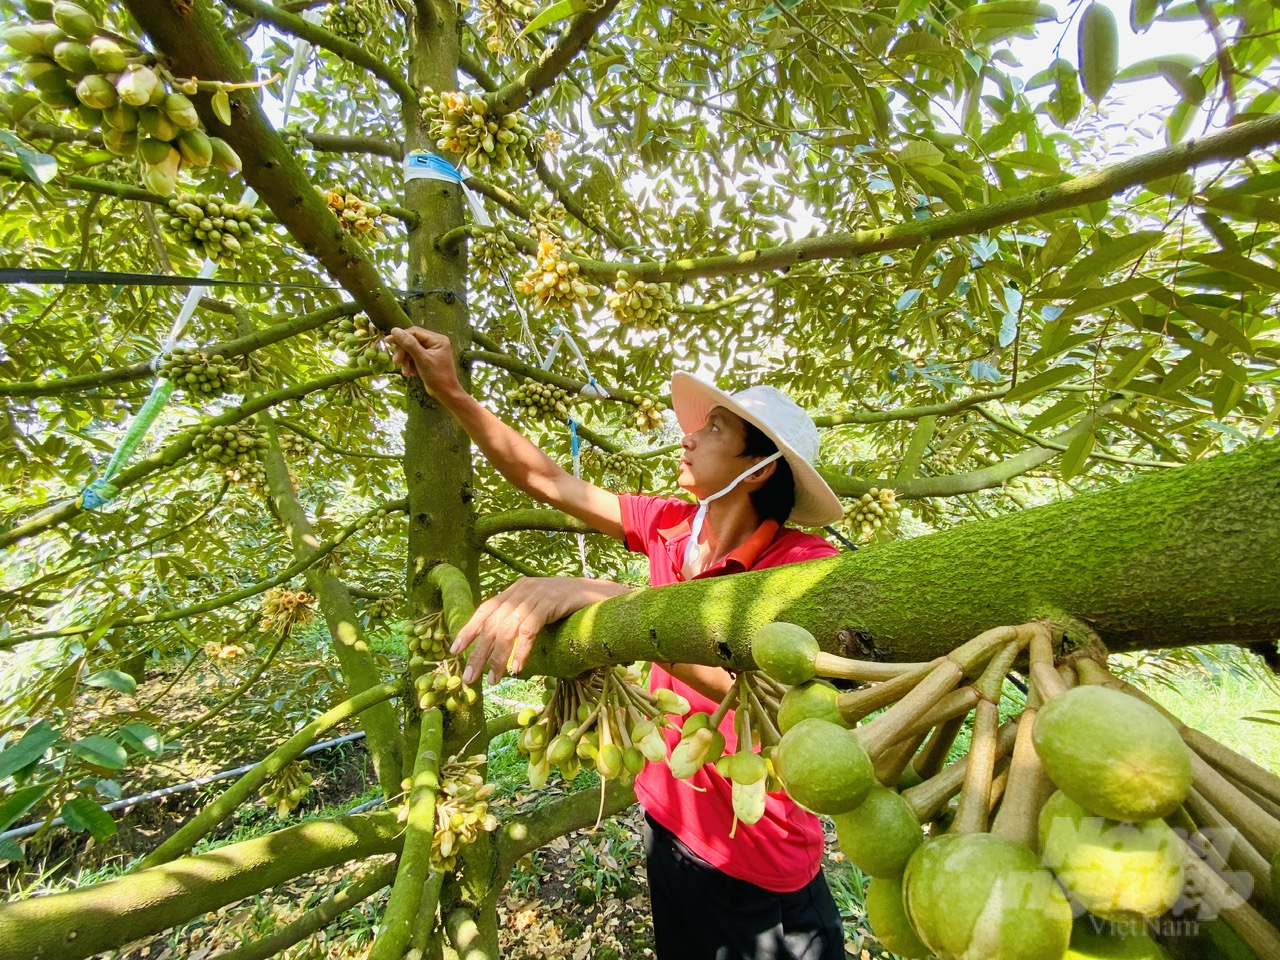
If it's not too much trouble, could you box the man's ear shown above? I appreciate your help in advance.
[747,459,778,483]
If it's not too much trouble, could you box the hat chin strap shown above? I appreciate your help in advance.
[683,452,782,573]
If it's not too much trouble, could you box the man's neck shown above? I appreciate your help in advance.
[691,492,766,573]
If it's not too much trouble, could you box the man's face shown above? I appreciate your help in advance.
[677,407,761,498]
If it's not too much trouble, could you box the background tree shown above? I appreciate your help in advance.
[1,0,1278,956]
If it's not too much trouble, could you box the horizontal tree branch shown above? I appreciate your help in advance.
[1,301,357,398]
[496,780,636,875]
[972,404,1182,468]
[0,367,383,551]
[1,497,406,648]
[475,508,598,541]
[518,436,1280,677]
[0,812,405,960]
[0,157,166,205]
[812,390,1009,427]
[277,418,403,460]
[304,132,404,159]
[484,112,1280,284]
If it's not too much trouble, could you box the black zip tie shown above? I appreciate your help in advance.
[824,524,859,552]
[2,267,464,305]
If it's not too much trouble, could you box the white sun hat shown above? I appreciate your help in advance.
[670,372,843,527]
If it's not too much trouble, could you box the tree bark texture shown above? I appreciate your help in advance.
[520,439,1280,677]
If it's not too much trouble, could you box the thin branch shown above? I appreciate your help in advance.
[475,508,598,541]
[482,542,542,578]
[453,113,1280,283]
[973,405,1183,468]
[220,0,417,104]
[463,348,640,405]
[0,498,405,648]
[304,132,404,159]
[0,157,167,205]
[487,0,623,115]
[496,780,636,874]
[1,302,358,398]
[813,391,1009,427]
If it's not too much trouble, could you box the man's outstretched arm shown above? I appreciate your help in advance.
[387,327,624,541]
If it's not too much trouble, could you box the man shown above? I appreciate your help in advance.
[387,326,846,960]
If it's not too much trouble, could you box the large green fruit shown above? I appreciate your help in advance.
[865,875,930,958]
[1065,918,1169,959]
[751,621,818,685]
[1039,791,1184,920]
[903,833,1073,960]
[774,717,873,814]
[831,785,922,878]
[777,679,850,734]
[1032,685,1191,822]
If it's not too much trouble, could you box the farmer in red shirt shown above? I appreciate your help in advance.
[388,326,846,960]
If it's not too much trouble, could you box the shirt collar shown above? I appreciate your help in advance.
[658,513,781,576]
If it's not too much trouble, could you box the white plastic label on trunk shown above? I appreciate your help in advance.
[403,152,492,227]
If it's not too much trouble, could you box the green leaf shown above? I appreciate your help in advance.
[1106,342,1162,391]
[61,796,117,842]
[1203,193,1280,224]
[952,0,1057,29]
[997,150,1061,174]
[1056,277,1160,319]
[1059,427,1096,481]
[897,141,945,166]
[1130,0,1157,30]
[1211,374,1245,419]
[895,289,922,311]
[117,722,163,757]
[935,257,967,297]
[0,837,23,862]
[84,669,137,695]
[1058,231,1163,289]
[517,0,590,39]
[0,720,58,781]
[0,130,57,199]
[1190,252,1280,292]
[1005,364,1088,403]
[70,735,128,771]
[0,783,49,832]
[211,89,232,126]
[1026,397,1085,433]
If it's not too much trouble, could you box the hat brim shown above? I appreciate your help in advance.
[670,372,843,527]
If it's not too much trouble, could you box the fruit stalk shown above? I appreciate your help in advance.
[873,728,930,787]
[901,718,1020,824]
[1184,786,1275,908]
[948,639,1025,835]
[910,713,967,782]
[1027,623,1067,701]
[836,659,940,725]
[1188,752,1280,862]
[990,685,1050,847]
[1181,839,1280,957]
[812,651,936,683]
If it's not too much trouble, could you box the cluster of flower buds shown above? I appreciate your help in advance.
[331,314,395,372]
[506,378,576,422]
[516,665,690,788]
[580,446,644,488]
[844,487,901,540]
[276,429,312,460]
[159,346,244,398]
[366,593,401,620]
[515,236,600,312]
[2,5,241,193]
[419,87,534,171]
[471,229,518,285]
[203,640,250,661]
[629,394,667,432]
[160,193,264,263]
[260,760,313,817]
[258,586,316,635]
[406,611,450,665]
[320,187,395,241]
[607,271,675,328]
[395,754,498,872]
[192,422,268,486]
[414,658,479,713]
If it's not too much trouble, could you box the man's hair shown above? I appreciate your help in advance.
[739,420,796,525]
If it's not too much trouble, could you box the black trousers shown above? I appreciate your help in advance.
[643,813,845,960]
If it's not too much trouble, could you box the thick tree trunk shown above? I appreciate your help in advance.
[521,439,1280,677]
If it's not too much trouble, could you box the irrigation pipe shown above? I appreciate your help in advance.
[1,731,366,842]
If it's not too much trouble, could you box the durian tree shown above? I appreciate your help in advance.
[1,0,1280,956]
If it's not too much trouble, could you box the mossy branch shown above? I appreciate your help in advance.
[516,437,1280,676]
[371,709,444,960]
[496,781,636,875]
[475,508,598,541]
[0,366,378,552]
[0,812,405,960]
[220,0,417,103]
[1,301,358,399]
[0,157,166,205]
[213,860,398,960]
[124,0,412,335]
[137,681,403,869]
[260,417,405,797]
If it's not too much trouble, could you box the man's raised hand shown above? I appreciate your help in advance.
[386,327,463,400]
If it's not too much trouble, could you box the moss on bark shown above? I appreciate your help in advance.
[520,439,1280,676]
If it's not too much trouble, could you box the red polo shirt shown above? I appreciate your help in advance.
[620,494,838,893]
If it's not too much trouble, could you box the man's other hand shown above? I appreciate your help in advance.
[452,577,635,685]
